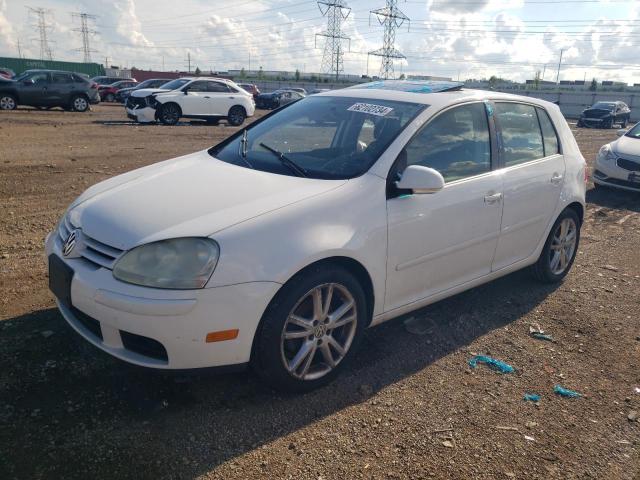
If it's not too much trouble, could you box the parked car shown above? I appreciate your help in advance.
[98,80,138,103]
[115,78,173,103]
[91,76,136,86]
[0,69,99,111]
[255,89,305,109]
[310,88,331,95]
[0,68,15,79]
[125,77,254,126]
[289,87,307,95]
[577,101,631,128]
[592,122,640,191]
[237,83,261,98]
[47,81,586,392]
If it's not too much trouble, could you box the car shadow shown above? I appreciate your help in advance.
[586,185,640,213]
[1,269,558,479]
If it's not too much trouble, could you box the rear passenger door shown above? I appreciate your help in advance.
[48,72,75,106]
[491,102,564,271]
[207,81,236,116]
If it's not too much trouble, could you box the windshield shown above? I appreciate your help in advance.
[209,95,424,179]
[625,123,640,138]
[592,102,615,110]
[159,79,189,90]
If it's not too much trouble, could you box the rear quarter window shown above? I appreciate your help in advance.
[536,107,560,156]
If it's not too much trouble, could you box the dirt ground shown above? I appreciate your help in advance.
[1,104,639,480]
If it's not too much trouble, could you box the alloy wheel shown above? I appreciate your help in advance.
[280,283,357,381]
[162,105,179,124]
[549,218,577,275]
[73,97,88,111]
[0,96,16,110]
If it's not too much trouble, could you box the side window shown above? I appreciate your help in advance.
[26,72,49,85]
[187,81,208,92]
[51,73,73,83]
[495,103,544,166]
[206,82,231,92]
[404,102,491,182]
[536,108,559,156]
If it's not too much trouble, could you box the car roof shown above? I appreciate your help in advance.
[320,80,559,110]
[181,76,234,83]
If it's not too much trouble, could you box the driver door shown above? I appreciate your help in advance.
[385,102,503,312]
[19,72,50,106]
[179,81,213,116]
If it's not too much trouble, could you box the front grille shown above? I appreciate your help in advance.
[121,331,168,362]
[126,97,146,109]
[617,157,640,172]
[58,215,124,269]
[71,306,103,340]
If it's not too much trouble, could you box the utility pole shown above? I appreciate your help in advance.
[368,0,409,79]
[72,12,98,63]
[104,56,110,68]
[16,38,23,58]
[316,1,351,81]
[542,64,546,81]
[185,51,192,73]
[162,55,165,71]
[27,7,54,61]
[556,49,564,85]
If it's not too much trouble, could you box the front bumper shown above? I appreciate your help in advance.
[126,106,156,123]
[579,117,611,128]
[45,231,280,369]
[593,156,640,192]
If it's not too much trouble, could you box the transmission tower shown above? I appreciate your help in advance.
[27,7,54,61]
[72,13,98,63]
[315,1,351,81]
[368,0,410,79]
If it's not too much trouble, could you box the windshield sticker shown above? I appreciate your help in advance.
[348,103,394,117]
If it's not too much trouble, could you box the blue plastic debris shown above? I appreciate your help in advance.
[554,385,582,398]
[347,80,464,94]
[523,393,541,402]
[468,355,514,374]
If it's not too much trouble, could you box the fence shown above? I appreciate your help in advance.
[0,57,104,77]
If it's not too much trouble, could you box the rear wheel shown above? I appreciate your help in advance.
[227,106,246,126]
[531,208,580,283]
[70,95,89,112]
[603,118,613,129]
[253,265,367,392]
[159,103,181,125]
[0,94,17,110]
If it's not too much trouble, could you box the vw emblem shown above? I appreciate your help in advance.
[62,229,81,257]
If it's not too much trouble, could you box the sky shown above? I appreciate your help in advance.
[1,0,639,84]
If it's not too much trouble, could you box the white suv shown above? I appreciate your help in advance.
[47,81,586,392]
[125,77,255,126]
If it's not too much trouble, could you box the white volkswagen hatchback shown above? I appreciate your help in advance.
[593,122,640,191]
[47,81,586,391]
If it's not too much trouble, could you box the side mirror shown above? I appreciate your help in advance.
[395,165,445,194]
[616,129,627,137]
[182,87,189,95]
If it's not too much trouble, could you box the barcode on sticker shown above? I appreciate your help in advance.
[347,103,393,116]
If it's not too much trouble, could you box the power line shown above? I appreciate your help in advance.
[27,6,54,61]
[72,12,98,63]
[316,1,351,80]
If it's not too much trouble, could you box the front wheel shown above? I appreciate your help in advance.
[531,208,580,283]
[70,95,89,112]
[621,117,628,128]
[159,103,181,125]
[0,94,17,110]
[227,106,246,126]
[253,265,367,392]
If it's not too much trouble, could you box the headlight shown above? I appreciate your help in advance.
[596,144,616,163]
[113,238,219,289]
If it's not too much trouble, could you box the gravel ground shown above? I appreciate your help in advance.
[1,105,639,480]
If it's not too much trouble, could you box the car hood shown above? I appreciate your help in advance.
[612,135,640,157]
[582,108,613,118]
[131,88,172,98]
[67,150,347,250]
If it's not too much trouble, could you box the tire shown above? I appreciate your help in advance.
[253,264,368,393]
[104,93,115,103]
[530,208,581,283]
[0,94,17,110]
[576,119,583,128]
[227,106,246,126]
[621,117,628,128]
[159,103,181,125]
[603,118,613,129]
[70,95,89,112]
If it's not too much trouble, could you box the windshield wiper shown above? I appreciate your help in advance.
[237,129,254,169]
[259,142,308,177]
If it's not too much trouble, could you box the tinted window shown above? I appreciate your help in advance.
[72,74,88,83]
[495,103,544,166]
[25,72,48,84]
[186,81,208,92]
[51,73,73,84]
[206,82,231,92]
[536,108,559,156]
[404,102,491,182]
[159,79,188,90]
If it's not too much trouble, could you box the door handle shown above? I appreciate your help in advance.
[228,96,235,99]
[204,96,210,99]
[550,173,564,185]
[484,192,502,205]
